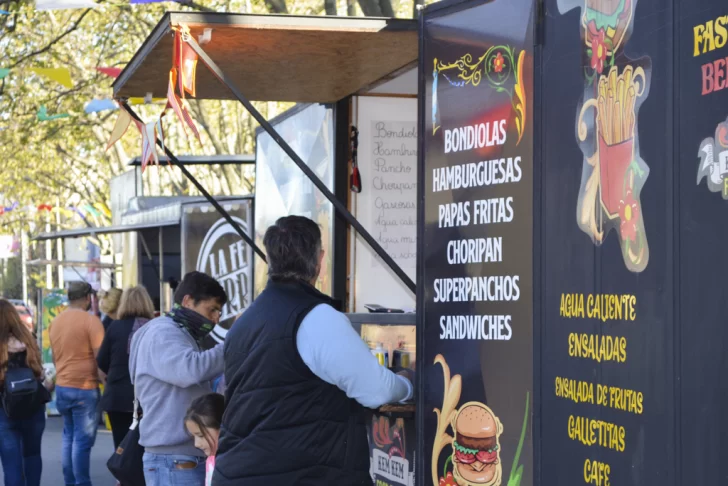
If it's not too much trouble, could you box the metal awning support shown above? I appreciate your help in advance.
[33,220,179,242]
[119,102,267,264]
[185,34,416,294]
[26,259,120,269]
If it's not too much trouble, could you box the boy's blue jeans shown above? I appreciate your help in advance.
[143,452,206,486]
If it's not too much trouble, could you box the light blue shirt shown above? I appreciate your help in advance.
[296,304,413,409]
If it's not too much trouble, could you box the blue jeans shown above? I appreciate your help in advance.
[55,386,100,486]
[143,453,206,486]
[0,406,45,486]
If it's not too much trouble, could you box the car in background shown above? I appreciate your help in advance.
[10,301,34,333]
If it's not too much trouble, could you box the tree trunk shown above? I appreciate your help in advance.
[357,0,394,17]
[264,0,288,13]
[324,0,337,15]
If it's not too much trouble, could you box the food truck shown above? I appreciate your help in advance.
[110,0,728,484]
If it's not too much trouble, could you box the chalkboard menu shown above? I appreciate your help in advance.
[420,2,535,486]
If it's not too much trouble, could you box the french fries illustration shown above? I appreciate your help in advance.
[593,66,644,147]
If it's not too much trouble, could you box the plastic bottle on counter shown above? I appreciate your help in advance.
[371,342,389,367]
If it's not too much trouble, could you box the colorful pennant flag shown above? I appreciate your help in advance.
[36,0,98,10]
[53,207,76,218]
[82,204,101,217]
[155,117,166,155]
[30,67,73,89]
[37,105,70,121]
[106,109,132,151]
[94,203,112,218]
[130,0,167,3]
[0,9,9,14]
[173,28,198,98]
[85,99,117,114]
[134,119,160,171]
[0,69,9,80]
[37,204,53,212]
[181,41,198,97]
[166,68,200,141]
[96,67,122,79]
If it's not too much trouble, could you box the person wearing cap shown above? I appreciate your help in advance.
[49,281,105,486]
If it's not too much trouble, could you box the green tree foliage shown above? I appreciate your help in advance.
[0,0,423,296]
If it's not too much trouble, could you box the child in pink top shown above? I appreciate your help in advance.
[185,393,225,486]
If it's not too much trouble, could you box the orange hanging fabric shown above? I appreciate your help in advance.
[166,68,201,141]
[173,26,198,98]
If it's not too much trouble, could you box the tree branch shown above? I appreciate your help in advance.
[9,9,93,69]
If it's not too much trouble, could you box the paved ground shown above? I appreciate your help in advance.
[1,417,117,486]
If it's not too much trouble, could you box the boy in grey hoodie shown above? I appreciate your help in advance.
[129,272,227,486]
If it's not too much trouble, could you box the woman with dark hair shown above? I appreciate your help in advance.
[97,286,154,449]
[0,299,50,486]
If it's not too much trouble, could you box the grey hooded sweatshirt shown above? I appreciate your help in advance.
[129,315,224,457]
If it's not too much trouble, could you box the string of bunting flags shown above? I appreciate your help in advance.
[108,24,201,171]
[0,66,165,120]
[0,0,182,122]
[0,202,112,218]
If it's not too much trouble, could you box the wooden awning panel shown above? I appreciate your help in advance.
[113,13,418,103]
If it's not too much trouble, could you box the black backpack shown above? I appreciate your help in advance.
[2,357,50,419]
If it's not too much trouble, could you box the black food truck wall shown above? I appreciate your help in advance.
[541,0,727,484]
[420,0,728,485]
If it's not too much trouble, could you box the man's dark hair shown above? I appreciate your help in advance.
[67,281,94,302]
[174,271,228,306]
[263,216,322,283]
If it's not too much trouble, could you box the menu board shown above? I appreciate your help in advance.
[353,96,417,312]
[539,0,674,484]
[680,0,728,483]
[420,2,535,486]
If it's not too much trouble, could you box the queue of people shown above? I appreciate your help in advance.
[0,215,414,486]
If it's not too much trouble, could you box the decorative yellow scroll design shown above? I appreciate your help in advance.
[435,45,528,145]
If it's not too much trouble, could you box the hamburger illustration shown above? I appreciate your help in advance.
[450,402,503,486]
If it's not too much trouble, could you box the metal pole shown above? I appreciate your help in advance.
[45,215,52,289]
[159,226,164,311]
[119,102,267,264]
[21,231,28,304]
[185,36,416,294]
[56,197,64,289]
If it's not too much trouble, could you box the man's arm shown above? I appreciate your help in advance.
[88,315,105,357]
[296,304,413,409]
[145,328,224,388]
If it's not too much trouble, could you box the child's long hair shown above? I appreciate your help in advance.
[185,393,225,454]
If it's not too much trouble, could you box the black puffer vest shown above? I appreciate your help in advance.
[214,279,371,486]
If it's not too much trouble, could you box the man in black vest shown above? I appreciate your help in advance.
[215,215,413,485]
